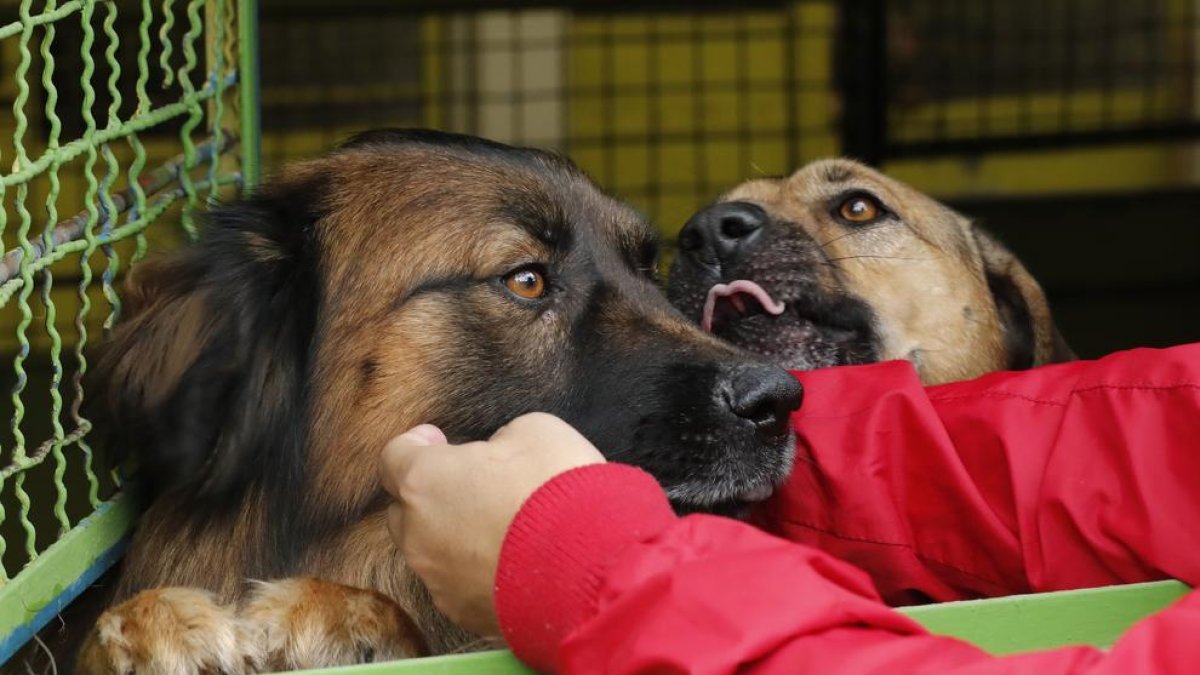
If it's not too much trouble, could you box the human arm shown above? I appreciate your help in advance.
[497,462,1200,674]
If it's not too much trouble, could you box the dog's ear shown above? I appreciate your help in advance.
[92,174,326,504]
[972,227,1075,369]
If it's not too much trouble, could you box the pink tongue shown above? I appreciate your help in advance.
[701,280,786,332]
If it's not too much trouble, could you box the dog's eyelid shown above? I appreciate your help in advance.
[830,188,886,208]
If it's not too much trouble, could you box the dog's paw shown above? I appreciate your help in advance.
[77,587,257,675]
[241,578,428,671]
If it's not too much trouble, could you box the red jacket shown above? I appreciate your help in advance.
[495,344,1200,674]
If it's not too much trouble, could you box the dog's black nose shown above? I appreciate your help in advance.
[678,201,767,269]
[723,365,803,437]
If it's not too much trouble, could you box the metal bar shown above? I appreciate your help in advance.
[6,0,41,575]
[837,0,887,166]
[886,122,1200,159]
[38,0,71,538]
[781,3,799,169]
[1,74,235,189]
[0,174,241,306]
[238,0,262,190]
[0,132,237,287]
[258,0,786,19]
[0,0,83,40]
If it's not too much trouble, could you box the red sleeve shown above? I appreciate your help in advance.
[758,343,1200,604]
[495,465,1200,674]
[496,344,1200,674]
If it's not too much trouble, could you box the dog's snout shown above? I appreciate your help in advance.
[678,201,767,269]
[722,365,803,437]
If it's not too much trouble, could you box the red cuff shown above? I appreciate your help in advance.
[495,463,677,673]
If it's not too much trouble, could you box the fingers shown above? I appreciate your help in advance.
[379,424,447,498]
[491,413,607,466]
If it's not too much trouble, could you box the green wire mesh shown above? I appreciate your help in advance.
[0,0,248,585]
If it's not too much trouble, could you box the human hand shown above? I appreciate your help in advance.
[378,413,605,636]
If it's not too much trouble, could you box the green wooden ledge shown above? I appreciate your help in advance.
[0,493,139,665]
[902,578,1189,654]
[290,579,1191,674]
[0,493,1187,672]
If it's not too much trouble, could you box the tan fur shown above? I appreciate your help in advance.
[78,588,253,675]
[241,578,428,670]
[78,580,427,675]
[721,159,1068,384]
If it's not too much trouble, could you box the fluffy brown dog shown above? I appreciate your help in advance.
[76,130,803,673]
[668,159,1073,384]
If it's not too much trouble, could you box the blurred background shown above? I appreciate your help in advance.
[262,0,1199,357]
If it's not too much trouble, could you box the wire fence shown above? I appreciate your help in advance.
[0,0,251,588]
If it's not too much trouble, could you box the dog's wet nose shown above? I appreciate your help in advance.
[722,365,803,437]
[678,201,767,269]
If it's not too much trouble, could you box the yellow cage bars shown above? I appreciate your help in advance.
[0,0,259,661]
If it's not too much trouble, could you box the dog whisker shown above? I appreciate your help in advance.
[824,255,937,264]
[816,227,874,250]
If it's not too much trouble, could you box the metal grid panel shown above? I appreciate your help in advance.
[258,0,1200,205]
[0,0,253,608]
[843,0,1200,159]
[257,1,841,235]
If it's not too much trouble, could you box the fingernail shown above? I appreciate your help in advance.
[399,424,447,446]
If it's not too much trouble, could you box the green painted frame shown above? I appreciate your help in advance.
[0,494,138,663]
[282,580,1191,674]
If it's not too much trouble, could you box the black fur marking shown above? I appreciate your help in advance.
[822,164,853,183]
[499,190,571,250]
[360,357,380,384]
[338,128,582,177]
[619,233,661,281]
[985,267,1037,370]
[93,174,329,572]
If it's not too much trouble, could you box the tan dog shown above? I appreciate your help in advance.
[72,130,803,673]
[668,159,1073,384]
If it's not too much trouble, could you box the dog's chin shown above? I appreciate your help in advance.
[662,431,796,520]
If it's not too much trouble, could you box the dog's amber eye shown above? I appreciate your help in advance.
[837,195,883,224]
[503,267,547,300]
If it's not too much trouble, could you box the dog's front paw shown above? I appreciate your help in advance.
[78,587,257,675]
[241,578,428,671]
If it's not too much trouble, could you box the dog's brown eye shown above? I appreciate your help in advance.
[504,267,547,300]
[837,195,882,224]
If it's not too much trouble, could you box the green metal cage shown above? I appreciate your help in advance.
[0,1,1189,672]
[0,0,258,662]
